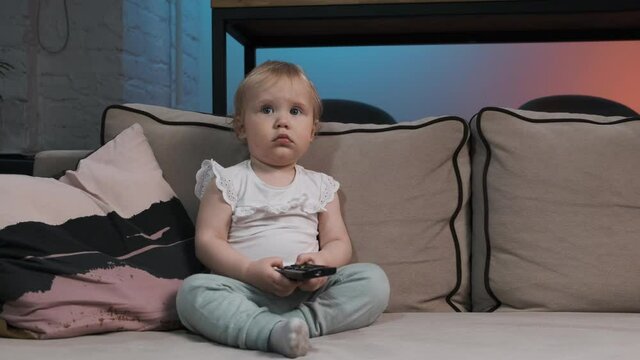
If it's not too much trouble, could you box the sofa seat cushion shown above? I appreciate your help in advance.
[3,312,640,359]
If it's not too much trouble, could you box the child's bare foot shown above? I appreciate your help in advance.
[268,318,310,358]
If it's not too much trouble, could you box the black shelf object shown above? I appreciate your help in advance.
[0,154,34,175]
[212,0,640,116]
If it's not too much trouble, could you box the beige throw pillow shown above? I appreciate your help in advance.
[302,119,471,312]
[471,107,640,312]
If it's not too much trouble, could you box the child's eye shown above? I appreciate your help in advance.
[290,107,301,116]
[261,106,273,114]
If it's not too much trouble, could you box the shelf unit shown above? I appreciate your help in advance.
[212,0,640,115]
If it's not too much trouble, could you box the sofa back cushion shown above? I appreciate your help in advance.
[103,104,471,312]
[471,107,640,312]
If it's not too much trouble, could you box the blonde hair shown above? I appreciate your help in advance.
[232,61,322,137]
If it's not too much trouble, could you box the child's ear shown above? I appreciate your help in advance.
[310,120,319,140]
[237,127,247,139]
[234,117,247,139]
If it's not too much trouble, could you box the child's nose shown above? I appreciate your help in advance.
[275,114,290,128]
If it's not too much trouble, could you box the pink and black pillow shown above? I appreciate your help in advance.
[0,124,204,339]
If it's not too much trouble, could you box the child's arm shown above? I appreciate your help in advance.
[314,195,353,267]
[195,182,298,297]
[295,196,352,291]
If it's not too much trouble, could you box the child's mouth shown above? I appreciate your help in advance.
[274,134,293,144]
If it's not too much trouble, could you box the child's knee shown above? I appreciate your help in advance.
[343,263,390,312]
[176,274,228,315]
[364,264,390,311]
[175,274,207,330]
[177,274,207,302]
[177,274,204,305]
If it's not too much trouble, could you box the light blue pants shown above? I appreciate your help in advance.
[176,263,390,351]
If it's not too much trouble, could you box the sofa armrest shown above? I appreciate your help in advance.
[33,150,93,177]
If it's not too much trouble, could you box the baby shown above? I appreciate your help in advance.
[176,60,389,358]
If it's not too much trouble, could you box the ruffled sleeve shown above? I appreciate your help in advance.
[194,160,238,209]
[319,173,340,210]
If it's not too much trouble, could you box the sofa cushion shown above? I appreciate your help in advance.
[471,107,640,312]
[102,104,471,312]
[301,119,471,312]
[4,312,640,360]
[0,124,203,339]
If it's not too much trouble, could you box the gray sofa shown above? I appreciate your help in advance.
[3,103,640,359]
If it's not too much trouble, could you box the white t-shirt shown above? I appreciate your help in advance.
[194,160,340,265]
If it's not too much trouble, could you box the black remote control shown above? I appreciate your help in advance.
[276,264,336,280]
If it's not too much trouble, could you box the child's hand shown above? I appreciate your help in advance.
[295,253,329,292]
[298,275,328,292]
[295,252,326,266]
[245,257,298,297]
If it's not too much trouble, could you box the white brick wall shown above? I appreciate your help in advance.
[0,0,211,154]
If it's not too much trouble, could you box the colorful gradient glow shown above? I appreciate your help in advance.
[225,37,640,121]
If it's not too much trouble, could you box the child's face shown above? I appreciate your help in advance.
[238,76,316,168]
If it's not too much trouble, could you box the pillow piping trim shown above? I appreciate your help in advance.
[444,117,470,312]
[101,105,234,145]
[102,104,469,312]
[102,103,469,139]
[480,106,640,125]
[316,116,467,136]
[474,109,502,312]
[475,106,640,312]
